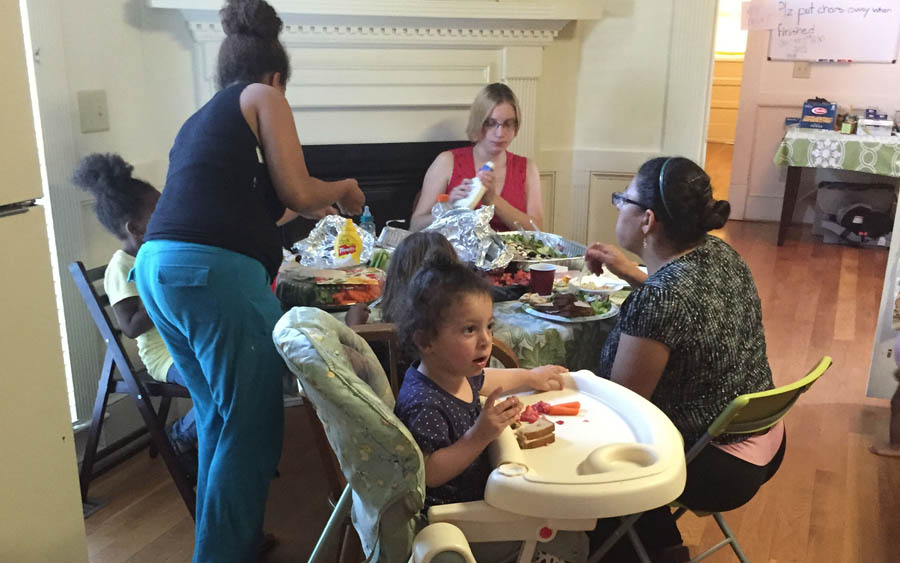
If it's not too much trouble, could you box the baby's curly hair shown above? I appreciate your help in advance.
[396,252,493,360]
[71,153,156,240]
[217,0,291,88]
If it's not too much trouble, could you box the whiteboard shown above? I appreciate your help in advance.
[768,1,900,63]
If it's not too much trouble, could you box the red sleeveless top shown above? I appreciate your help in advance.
[446,147,527,232]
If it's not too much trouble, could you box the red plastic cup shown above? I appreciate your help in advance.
[529,263,556,295]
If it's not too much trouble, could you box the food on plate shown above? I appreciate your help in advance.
[585,294,612,316]
[573,274,622,292]
[521,290,612,317]
[519,292,549,306]
[518,403,541,424]
[502,233,565,260]
[531,293,595,318]
[487,268,530,287]
[325,284,381,306]
[276,265,384,308]
[532,400,581,416]
[369,248,391,270]
[514,417,556,449]
[548,405,579,416]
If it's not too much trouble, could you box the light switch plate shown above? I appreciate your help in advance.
[792,61,811,79]
[77,89,110,133]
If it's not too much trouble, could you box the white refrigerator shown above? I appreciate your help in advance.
[0,0,88,560]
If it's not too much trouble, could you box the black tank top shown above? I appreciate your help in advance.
[146,82,286,280]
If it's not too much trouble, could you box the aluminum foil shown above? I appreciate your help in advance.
[424,206,513,270]
[292,215,375,268]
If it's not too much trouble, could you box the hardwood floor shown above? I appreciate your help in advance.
[83,222,899,562]
[705,142,733,202]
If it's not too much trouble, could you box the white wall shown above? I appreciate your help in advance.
[731,29,900,222]
[31,0,196,435]
[538,0,717,246]
[60,0,196,189]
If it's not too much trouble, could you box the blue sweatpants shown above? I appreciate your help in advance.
[133,240,284,563]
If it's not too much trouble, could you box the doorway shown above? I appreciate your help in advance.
[705,0,748,201]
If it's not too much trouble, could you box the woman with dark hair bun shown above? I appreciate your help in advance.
[131,1,364,560]
[585,157,781,561]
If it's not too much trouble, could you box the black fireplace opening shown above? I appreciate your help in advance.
[278,140,471,248]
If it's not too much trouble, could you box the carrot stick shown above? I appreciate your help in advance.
[547,405,579,416]
[553,402,581,410]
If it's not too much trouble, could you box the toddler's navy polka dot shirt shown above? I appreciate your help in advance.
[395,364,492,508]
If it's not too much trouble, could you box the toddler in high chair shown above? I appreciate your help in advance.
[393,253,578,562]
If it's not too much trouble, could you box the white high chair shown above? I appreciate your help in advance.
[273,307,686,562]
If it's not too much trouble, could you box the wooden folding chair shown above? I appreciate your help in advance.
[68,261,195,518]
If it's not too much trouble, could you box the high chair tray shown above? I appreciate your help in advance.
[485,370,686,520]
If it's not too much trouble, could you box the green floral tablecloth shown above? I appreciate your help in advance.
[773,127,900,177]
[492,296,623,371]
[330,295,624,372]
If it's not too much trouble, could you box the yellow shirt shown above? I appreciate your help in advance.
[104,249,174,382]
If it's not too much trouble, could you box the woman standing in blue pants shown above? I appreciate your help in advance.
[133,1,364,561]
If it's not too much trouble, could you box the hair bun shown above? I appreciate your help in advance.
[421,248,458,271]
[71,153,134,197]
[220,0,283,40]
[700,199,731,232]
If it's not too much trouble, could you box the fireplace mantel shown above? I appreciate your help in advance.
[148,0,605,194]
[148,1,604,24]
[149,1,606,46]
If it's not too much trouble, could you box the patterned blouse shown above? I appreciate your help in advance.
[394,365,492,508]
[597,235,773,447]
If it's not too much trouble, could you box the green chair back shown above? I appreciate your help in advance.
[708,356,832,438]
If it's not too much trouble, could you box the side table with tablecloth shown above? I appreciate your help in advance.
[773,127,900,245]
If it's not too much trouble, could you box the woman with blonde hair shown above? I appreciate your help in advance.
[411,83,545,232]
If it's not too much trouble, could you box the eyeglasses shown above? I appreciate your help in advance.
[611,192,649,210]
[483,118,519,131]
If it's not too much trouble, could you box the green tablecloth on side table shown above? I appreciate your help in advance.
[773,127,900,177]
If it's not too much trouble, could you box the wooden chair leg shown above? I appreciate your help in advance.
[338,520,363,563]
[303,399,345,500]
[126,380,196,519]
[149,396,173,458]
[79,351,115,502]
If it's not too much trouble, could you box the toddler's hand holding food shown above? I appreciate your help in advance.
[472,388,521,444]
[527,365,566,391]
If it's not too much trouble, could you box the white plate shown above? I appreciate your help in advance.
[571,273,627,294]
[523,303,619,323]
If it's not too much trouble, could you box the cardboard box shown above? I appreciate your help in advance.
[857,119,894,137]
[801,100,837,130]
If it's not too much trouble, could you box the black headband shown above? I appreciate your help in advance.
[658,157,675,221]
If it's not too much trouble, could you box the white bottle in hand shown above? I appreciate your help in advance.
[454,161,494,209]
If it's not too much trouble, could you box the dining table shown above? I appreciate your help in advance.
[490,295,625,372]
[276,260,630,373]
